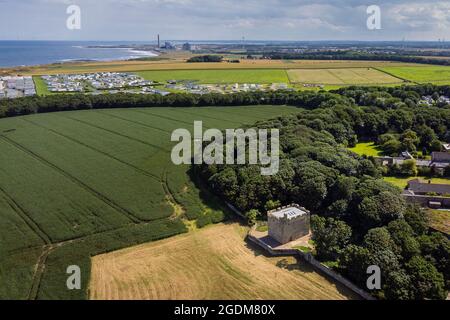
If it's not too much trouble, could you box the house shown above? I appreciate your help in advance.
[432,152,450,163]
[406,179,450,196]
[420,96,434,106]
[268,204,310,244]
[443,143,450,152]
[438,96,450,104]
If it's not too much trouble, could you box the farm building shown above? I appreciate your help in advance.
[268,204,310,244]
[432,152,450,163]
[405,179,450,196]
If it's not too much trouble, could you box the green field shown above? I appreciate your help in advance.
[136,69,289,84]
[348,142,383,157]
[380,66,450,84]
[287,68,404,85]
[0,105,300,300]
[32,76,51,96]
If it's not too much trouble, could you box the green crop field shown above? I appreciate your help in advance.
[136,69,289,84]
[0,105,300,300]
[287,68,404,85]
[380,66,450,84]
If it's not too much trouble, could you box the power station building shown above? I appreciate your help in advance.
[268,204,311,244]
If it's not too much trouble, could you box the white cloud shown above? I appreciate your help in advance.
[0,0,448,40]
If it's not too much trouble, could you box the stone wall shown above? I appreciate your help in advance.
[403,194,450,208]
[247,233,375,300]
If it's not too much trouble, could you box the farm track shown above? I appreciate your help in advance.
[0,185,51,244]
[161,170,186,221]
[28,244,54,300]
[0,135,141,224]
[21,118,162,182]
[60,114,170,153]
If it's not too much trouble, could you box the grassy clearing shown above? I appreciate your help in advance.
[348,142,383,157]
[32,76,51,96]
[380,66,450,84]
[287,68,404,85]
[383,176,450,189]
[0,105,300,299]
[427,209,450,235]
[137,69,289,84]
[90,223,355,300]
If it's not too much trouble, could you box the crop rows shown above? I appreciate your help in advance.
[0,105,300,299]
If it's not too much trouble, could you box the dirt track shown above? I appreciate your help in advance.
[89,223,356,300]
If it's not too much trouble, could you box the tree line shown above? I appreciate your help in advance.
[263,51,450,66]
[0,90,348,119]
[187,55,224,63]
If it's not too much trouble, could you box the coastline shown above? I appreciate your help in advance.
[0,41,160,69]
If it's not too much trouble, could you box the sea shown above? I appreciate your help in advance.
[0,41,157,68]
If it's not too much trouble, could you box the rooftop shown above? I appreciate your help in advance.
[269,206,309,220]
[432,152,450,163]
[407,179,450,195]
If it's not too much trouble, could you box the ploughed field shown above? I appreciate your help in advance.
[90,223,356,300]
[0,105,299,300]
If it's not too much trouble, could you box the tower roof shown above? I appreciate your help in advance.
[269,206,308,220]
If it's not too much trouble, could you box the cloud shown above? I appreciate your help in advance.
[0,0,448,40]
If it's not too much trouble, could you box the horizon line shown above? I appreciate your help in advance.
[0,39,448,43]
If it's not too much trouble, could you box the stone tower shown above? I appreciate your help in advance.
[268,204,310,244]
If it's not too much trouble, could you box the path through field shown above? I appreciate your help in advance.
[90,223,356,300]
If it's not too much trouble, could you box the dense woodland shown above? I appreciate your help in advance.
[1,84,449,300]
[198,85,450,300]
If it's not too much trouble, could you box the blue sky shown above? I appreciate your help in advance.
[0,0,449,41]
